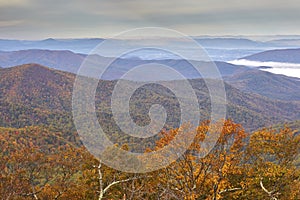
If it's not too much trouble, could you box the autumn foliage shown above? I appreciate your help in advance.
[0,120,299,199]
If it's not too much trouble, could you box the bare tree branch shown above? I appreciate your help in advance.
[260,178,280,200]
[218,187,242,194]
[94,161,141,200]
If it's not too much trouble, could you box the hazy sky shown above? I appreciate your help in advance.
[1,0,300,39]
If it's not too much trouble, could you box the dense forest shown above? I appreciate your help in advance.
[1,64,299,133]
[0,120,299,199]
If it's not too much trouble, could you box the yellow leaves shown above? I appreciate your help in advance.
[184,193,198,200]
[176,175,185,180]
[249,127,300,167]
[264,164,285,178]
[243,126,300,199]
[147,120,299,199]
[0,121,299,199]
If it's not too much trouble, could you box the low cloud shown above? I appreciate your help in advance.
[228,59,300,78]
[228,59,300,68]
[261,68,300,78]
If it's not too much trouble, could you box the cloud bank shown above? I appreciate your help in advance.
[228,59,300,78]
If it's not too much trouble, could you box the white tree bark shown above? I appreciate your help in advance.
[260,178,280,200]
[94,161,140,200]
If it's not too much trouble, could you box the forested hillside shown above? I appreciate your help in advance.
[1,64,299,134]
[0,120,299,199]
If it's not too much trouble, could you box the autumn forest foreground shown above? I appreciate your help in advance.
[1,120,299,199]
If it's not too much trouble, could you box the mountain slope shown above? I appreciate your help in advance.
[0,64,299,132]
[224,69,300,101]
[0,49,85,72]
[241,48,300,63]
[0,64,75,130]
[0,63,74,110]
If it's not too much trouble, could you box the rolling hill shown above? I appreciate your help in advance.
[224,69,300,101]
[241,48,300,63]
[0,49,251,79]
[0,63,299,134]
[0,49,85,72]
[0,64,75,132]
[1,49,299,102]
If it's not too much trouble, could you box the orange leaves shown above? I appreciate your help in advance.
[0,121,299,199]
[155,128,179,150]
[145,120,248,199]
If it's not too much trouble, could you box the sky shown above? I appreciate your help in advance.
[1,0,300,39]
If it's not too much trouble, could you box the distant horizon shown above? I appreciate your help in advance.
[2,34,300,41]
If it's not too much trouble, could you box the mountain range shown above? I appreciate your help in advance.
[1,37,298,62]
[0,38,104,53]
[0,45,299,134]
[0,49,299,101]
[0,63,299,134]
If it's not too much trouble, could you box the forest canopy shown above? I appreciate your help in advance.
[0,120,299,200]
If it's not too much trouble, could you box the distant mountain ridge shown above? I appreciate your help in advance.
[0,38,105,53]
[0,49,85,72]
[268,39,300,47]
[0,37,293,50]
[0,37,296,61]
[241,48,300,63]
[194,38,269,49]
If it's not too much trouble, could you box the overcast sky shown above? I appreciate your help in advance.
[1,0,300,39]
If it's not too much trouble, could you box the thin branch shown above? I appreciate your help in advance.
[102,177,140,195]
[54,190,65,200]
[260,178,279,200]
[218,187,242,194]
[20,187,43,200]
[94,161,141,200]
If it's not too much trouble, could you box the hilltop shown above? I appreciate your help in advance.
[0,63,299,133]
